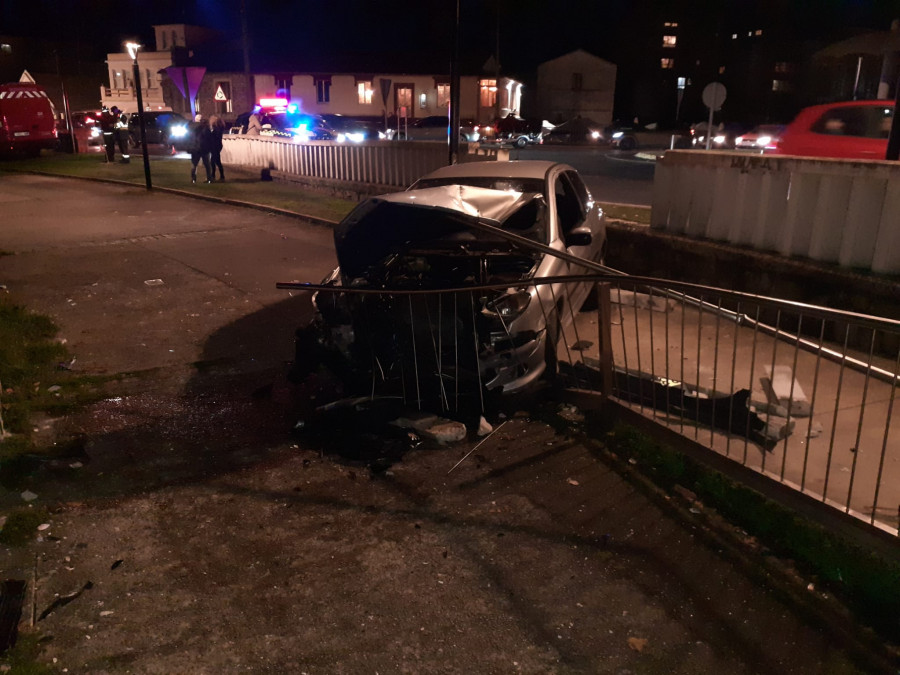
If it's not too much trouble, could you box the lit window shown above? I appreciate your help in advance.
[775,62,791,74]
[480,79,497,107]
[677,76,686,89]
[772,79,792,92]
[719,66,725,74]
[732,33,738,39]
[663,35,677,48]
[315,77,331,104]
[664,21,678,27]
[357,81,373,105]
[419,92,427,109]
[755,29,763,36]
[437,84,450,108]
[661,58,674,70]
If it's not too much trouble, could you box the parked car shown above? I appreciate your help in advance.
[0,82,58,155]
[320,114,381,142]
[127,111,189,150]
[56,110,104,152]
[541,117,605,145]
[773,100,894,159]
[690,121,749,149]
[735,124,785,152]
[292,160,607,396]
[388,115,480,142]
[231,109,335,141]
[483,116,544,148]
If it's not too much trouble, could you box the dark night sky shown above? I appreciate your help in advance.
[2,0,900,76]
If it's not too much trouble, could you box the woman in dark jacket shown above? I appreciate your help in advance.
[209,115,226,181]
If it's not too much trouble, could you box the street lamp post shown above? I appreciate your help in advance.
[126,42,152,190]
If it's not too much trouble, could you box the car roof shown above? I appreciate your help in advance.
[417,160,564,182]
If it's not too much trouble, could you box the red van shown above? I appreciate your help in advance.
[774,100,894,160]
[0,83,58,155]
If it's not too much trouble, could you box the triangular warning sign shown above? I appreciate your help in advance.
[214,85,228,101]
[19,69,36,83]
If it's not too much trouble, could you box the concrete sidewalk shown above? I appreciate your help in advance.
[0,172,894,673]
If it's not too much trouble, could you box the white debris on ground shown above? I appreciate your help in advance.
[612,288,675,313]
[763,365,811,417]
[391,412,467,444]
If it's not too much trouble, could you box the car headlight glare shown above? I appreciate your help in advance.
[713,134,726,144]
[756,135,772,146]
[170,125,187,138]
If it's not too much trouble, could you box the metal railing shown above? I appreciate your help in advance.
[221,135,506,189]
[281,273,900,536]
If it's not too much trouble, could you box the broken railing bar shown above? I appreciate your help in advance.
[279,273,900,383]
[278,274,900,333]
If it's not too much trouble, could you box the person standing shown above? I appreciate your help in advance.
[99,106,117,162]
[188,113,213,184]
[208,115,226,181]
[114,109,131,164]
[245,109,262,135]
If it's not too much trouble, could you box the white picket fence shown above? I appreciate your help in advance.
[221,136,505,189]
[651,150,900,275]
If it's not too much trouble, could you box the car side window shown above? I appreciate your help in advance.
[564,170,592,213]
[554,174,584,240]
[811,106,893,139]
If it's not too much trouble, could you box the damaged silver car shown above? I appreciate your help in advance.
[289,161,607,401]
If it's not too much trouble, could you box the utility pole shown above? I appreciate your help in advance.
[448,0,461,165]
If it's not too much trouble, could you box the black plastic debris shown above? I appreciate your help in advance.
[38,581,93,622]
[0,580,27,653]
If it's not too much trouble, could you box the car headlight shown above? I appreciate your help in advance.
[170,125,187,138]
[756,135,772,147]
[713,134,726,144]
[90,128,101,138]
[612,131,624,139]
[591,130,601,140]
[484,290,532,320]
[736,135,744,144]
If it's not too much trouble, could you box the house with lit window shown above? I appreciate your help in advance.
[535,50,616,125]
[101,24,522,127]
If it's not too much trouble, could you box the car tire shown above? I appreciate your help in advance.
[619,136,637,151]
[514,136,527,148]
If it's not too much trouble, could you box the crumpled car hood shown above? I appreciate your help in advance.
[334,185,542,279]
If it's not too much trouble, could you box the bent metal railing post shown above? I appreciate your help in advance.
[281,274,900,535]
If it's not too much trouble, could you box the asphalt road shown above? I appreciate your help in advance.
[509,144,656,206]
[0,173,887,674]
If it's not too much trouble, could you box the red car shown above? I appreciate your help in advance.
[774,100,894,160]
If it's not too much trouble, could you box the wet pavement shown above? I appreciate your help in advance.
[0,173,894,673]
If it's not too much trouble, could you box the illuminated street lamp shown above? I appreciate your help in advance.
[125,41,152,190]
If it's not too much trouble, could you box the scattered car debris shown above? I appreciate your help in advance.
[611,367,791,450]
[143,279,164,287]
[38,581,93,622]
[763,365,811,417]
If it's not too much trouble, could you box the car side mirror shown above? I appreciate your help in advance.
[566,231,592,247]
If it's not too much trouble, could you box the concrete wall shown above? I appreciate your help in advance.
[651,150,900,275]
